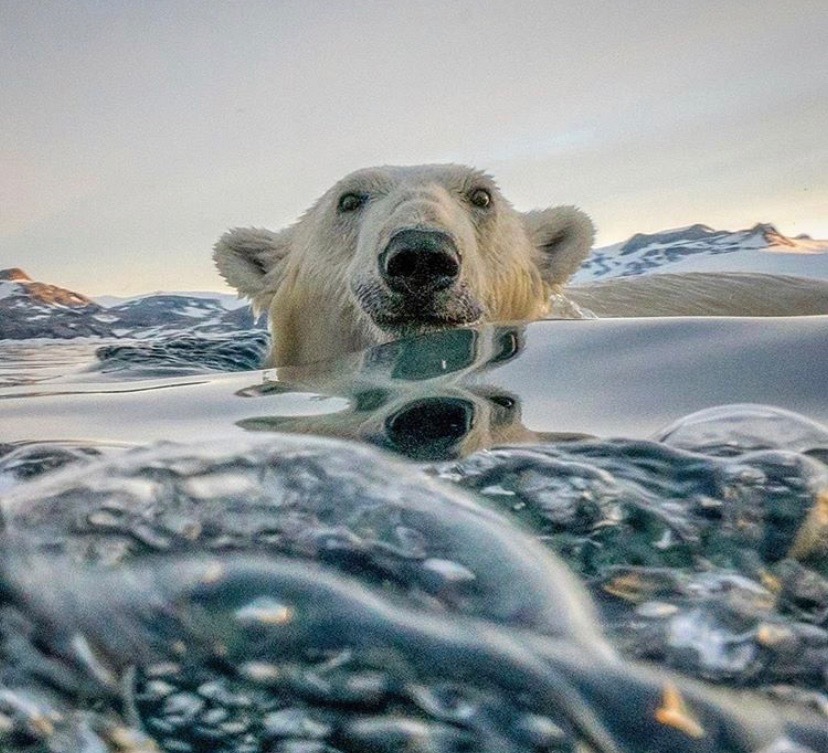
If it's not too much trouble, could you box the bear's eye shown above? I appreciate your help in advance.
[338,192,367,213]
[488,394,516,411]
[469,188,492,208]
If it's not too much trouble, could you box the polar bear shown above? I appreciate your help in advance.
[214,164,594,367]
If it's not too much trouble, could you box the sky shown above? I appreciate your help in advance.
[1,1,826,296]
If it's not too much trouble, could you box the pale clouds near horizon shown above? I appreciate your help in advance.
[1,1,825,295]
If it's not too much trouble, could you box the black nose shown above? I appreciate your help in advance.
[379,229,460,293]
[383,397,473,460]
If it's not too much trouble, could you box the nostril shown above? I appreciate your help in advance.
[385,248,421,279]
[431,251,460,279]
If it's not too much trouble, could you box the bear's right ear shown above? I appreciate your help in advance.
[522,206,595,286]
[213,226,293,299]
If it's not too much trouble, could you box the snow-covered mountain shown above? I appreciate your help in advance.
[0,268,115,339]
[94,291,248,309]
[0,268,263,340]
[571,223,828,283]
[3,222,826,340]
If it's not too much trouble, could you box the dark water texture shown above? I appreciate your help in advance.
[0,316,827,752]
[95,332,270,378]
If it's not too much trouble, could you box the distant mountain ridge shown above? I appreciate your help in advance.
[0,270,264,340]
[572,222,828,283]
[2,222,827,340]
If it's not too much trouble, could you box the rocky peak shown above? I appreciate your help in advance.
[748,223,794,247]
[0,268,32,282]
[0,268,97,309]
[619,224,719,256]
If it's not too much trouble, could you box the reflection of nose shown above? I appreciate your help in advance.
[383,397,473,460]
[379,229,460,293]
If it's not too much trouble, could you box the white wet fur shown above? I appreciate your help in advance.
[214,164,594,366]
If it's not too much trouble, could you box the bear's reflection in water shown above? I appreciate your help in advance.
[237,326,587,460]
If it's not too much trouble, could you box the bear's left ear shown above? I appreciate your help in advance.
[522,206,595,285]
[213,226,293,300]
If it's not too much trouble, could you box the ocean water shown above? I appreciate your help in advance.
[1,301,827,751]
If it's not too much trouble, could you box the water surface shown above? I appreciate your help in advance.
[2,317,826,447]
[0,314,827,752]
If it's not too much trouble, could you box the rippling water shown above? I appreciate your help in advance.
[0,312,827,752]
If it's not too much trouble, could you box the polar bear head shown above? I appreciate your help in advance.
[214,164,593,366]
